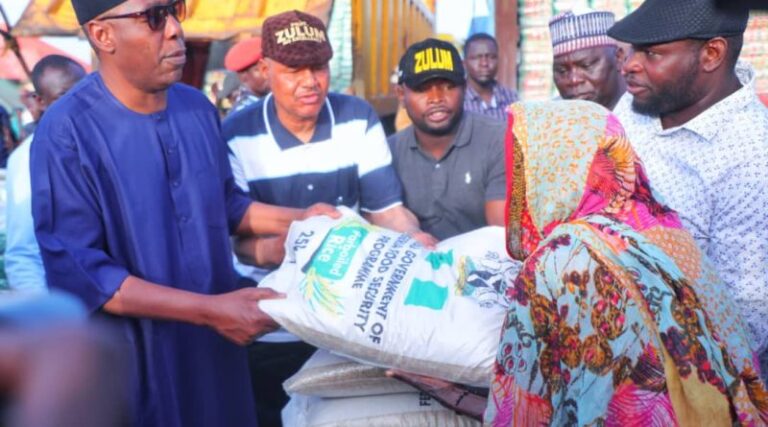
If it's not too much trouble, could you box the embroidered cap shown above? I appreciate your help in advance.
[398,38,465,89]
[549,9,617,57]
[261,10,333,67]
[71,0,128,25]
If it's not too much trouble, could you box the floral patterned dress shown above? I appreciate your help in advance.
[484,101,768,426]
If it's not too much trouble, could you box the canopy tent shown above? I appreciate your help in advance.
[12,0,332,40]
[0,25,91,81]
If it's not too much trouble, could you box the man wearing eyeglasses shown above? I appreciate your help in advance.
[29,1,338,425]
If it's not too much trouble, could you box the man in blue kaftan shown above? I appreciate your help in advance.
[29,0,337,425]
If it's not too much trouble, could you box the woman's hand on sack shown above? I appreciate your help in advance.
[205,287,284,346]
[301,203,342,220]
[408,230,439,249]
[386,369,455,394]
[386,370,485,421]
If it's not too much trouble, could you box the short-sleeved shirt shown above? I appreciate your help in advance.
[30,73,257,427]
[388,113,506,240]
[223,92,403,212]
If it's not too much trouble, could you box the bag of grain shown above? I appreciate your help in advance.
[260,207,520,386]
[281,392,481,427]
[283,349,413,398]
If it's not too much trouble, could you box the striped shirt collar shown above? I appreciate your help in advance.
[263,93,336,150]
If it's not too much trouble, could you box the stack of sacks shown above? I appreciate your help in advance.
[283,349,413,398]
[281,350,481,426]
[260,207,521,387]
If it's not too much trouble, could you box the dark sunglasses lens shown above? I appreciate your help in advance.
[145,6,166,30]
[145,1,184,31]
[173,1,187,22]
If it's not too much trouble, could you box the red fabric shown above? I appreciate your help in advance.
[503,110,514,233]
[224,37,263,72]
[759,93,768,108]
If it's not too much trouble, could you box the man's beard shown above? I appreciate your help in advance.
[631,58,703,117]
[413,109,464,137]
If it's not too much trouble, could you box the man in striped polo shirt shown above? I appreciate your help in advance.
[222,10,435,426]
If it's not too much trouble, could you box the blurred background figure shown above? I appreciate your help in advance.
[5,54,86,293]
[549,9,626,110]
[222,36,270,113]
[0,106,15,168]
[215,71,242,114]
[17,85,41,140]
[0,292,130,427]
[462,32,517,121]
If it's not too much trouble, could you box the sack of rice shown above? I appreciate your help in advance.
[281,392,481,427]
[284,349,413,398]
[260,207,521,386]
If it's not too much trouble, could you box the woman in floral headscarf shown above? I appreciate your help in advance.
[391,101,768,426]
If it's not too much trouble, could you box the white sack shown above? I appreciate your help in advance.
[281,392,482,427]
[260,207,520,386]
[283,349,413,398]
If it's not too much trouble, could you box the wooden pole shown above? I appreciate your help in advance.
[494,0,518,91]
[0,4,32,80]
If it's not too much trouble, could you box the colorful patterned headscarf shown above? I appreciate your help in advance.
[487,101,768,426]
[504,100,680,260]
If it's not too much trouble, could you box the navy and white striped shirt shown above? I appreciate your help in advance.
[223,92,403,212]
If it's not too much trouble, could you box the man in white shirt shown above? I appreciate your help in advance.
[5,55,86,292]
[609,0,768,378]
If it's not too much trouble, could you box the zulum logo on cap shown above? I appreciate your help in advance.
[413,47,455,74]
[275,21,327,46]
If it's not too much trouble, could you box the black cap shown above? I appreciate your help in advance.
[607,0,749,45]
[398,38,465,89]
[72,0,128,25]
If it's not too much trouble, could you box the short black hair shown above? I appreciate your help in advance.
[31,55,86,94]
[463,32,497,56]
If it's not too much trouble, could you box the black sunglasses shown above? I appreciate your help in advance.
[97,0,187,31]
